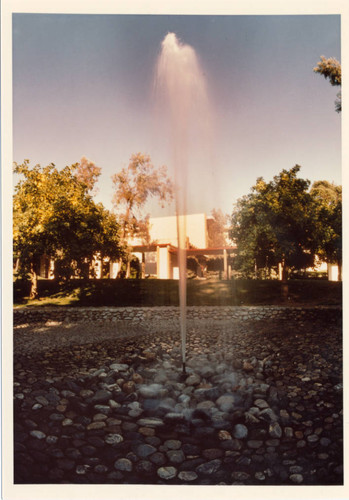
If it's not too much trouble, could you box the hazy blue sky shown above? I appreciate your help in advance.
[13,14,341,217]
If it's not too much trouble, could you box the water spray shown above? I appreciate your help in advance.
[155,32,211,376]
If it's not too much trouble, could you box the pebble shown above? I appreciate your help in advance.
[13,315,342,486]
[196,459,222,475]
[232,471,250,481]
[269,422,282,438]
[290,473,304,484]
[178,470,198,481]
[114,458,133,472]
[233,424,248,439]
[254,399,269,409]
[166,450,185,463]
[104,433,123,445]
[247,440,263,449]
[157,466,177,480]
[135,444,156,458]
[216,395,235,412]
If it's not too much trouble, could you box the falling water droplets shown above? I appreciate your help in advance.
[154,32,214,370]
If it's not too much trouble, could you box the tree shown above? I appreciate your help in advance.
[75,156,102,194]
[230,166,319,281]
[207,209,229,247]
[13,160,122,297]
[313,56,341,112]
[111,153,174,277]
[230,185,278,279]
[311,180,342,280]
[93,204,126,278]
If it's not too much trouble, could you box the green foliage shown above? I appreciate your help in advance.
[13,160,123,296]
[230,166,319,279]
[311,181,342,278]
[313,56,341,112]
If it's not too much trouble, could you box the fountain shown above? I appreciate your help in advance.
[155,33,212,374]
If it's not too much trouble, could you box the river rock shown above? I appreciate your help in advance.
[157,466,177,480]
[178,470,198,481]
[233,424,248,439]
[114,458,133,472]
[216,395,235,412]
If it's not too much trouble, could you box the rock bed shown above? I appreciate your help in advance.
[14,316,343,485]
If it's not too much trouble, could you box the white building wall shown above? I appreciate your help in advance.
[149,213,207,248]
[328,263,339,281]
[157,246,170,279]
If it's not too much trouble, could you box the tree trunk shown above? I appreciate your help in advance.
[15,258,20,273]
[281,262,289,302]
[126,259,131,279]
[29,263,39,299]
[141,253,145,279]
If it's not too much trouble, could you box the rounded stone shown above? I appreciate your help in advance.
[157,466,177,480]
[46,435,58,444]
[137,417,164,428]
[30,430,46,440]
[202,448,223,460]
[290,473,304,484]
[122,381,135,394]
[75,465,89,475]
[87,421,106,430]
[218,430,232,441]
[178,470,198,482]
[105,433,123,445]
[150,452,166,466]
[94,464,109,473]
[132,373,144,384]
[269,422,282,438]
[136,444,157,458]
[90,390,112,403]
[185,374,201,386]
[62,418,73,427]
[247,440,263,449]
[216,395,235,412]
[114,458,133,472]
[79,389,94,398]
[233,424,248,439]
[164,440,181,450]
[255,471,266,481]
[135,460,155,475]
[254,399,269,409]
[307,434,319,443]
[289,465,303,474]
[196,459,222,475]
[166,450,185,464]
[197,400,215,410]
[231,471,250,481]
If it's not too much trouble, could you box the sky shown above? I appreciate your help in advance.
[12,13,341,218]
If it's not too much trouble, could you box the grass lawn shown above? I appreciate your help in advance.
[14,278,342,308]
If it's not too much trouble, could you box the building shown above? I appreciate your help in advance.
[111,213,235,280]
[36,212,340,281]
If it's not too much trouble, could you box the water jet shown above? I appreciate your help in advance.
[155,33,212,374]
